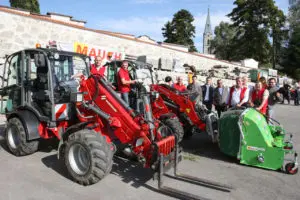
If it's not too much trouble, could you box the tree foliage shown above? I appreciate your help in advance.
[10,0,40,14]
[162,9,197,52]
[227,0,286,66]
[211,22,238,61]
[281,26,300,80]
[281,2,300,80]
[289,1,300,30]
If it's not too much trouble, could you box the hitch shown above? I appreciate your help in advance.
[155,144,233,200]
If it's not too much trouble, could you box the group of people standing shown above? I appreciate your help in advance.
[278,82,300,106]
[165,75,283,119]
[84,54,291,120]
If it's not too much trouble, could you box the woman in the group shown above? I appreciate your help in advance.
[259,76,268,89]
[249,81,269,115]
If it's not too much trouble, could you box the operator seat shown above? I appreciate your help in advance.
[32,67,52,117]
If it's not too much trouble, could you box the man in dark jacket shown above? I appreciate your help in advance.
[202,77,214,111]
[213,79,229,118]
[281,83,291,104]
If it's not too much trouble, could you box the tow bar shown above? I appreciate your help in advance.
[155,145,234,200]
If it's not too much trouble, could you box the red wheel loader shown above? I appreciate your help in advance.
[151,84,219,142]
[0,47,232,199]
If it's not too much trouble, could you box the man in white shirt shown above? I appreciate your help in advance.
[242,76,253,100]
[227,77,249,107]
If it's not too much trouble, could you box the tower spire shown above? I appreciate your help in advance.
[204,7,212,35]
[203,6,213,54]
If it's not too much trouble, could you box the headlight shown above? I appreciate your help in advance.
[155,92,159,99]
[76,93,83,102]
[151,91,159,99]
[71,92,84,102]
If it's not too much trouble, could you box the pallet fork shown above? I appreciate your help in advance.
[155,144,233,200]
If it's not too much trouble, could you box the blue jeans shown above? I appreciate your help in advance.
[121,92,129,105]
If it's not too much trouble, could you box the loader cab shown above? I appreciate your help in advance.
[107,60,136,89]
[0,48,90,122]
[108,60,154,90]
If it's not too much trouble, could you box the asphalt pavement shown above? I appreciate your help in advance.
[0,103,299,200]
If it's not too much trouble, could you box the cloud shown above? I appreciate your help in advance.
[97,9,231,53]
[98,16,170,41]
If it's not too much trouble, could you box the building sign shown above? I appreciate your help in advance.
[73,42,124,60]
[41,41,125,61]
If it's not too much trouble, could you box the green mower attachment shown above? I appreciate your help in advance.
[218,108,298,174]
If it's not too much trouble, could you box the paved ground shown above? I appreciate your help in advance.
[0,103,299,200]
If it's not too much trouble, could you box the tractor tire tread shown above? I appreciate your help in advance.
[164,117,184,143]
[64,129,113,185]
[5,117,39,156]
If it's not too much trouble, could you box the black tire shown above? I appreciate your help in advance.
[164,117,184,143]
[5,117,39,156]
[183,125,193,139]
[64,129,114,185]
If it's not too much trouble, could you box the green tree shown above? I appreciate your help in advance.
[289,1,300,30]
[280,2,300,79]
[210,22,237,61]
[228,0,286,66]
[281,25,300,80]
[162,9,197,52]
[10,0,40,14]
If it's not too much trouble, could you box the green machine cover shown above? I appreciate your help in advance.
[219,108,289,170]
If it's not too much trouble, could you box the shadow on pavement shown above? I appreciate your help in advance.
[181,133,237,164]
[41,154,72,181]
[41,153,181,199]
[111,156,154,188]
[110,156,184,199]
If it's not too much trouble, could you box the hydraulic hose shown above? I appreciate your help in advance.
[164,101,179,110]
[82,101,111,121]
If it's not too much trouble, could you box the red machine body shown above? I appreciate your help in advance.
[76,75,176,167]
[151,84,206,132]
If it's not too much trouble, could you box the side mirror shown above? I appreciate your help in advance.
[34,53,46,67]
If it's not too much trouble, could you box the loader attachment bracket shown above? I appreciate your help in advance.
[154,144,234,200]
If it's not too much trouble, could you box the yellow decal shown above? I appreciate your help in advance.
[73,42,123,60]
[186,108,191,113]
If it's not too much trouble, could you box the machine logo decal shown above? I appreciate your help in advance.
[186,108,191,113]
[246,146,265,152]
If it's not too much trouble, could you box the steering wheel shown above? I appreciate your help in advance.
[54,81,71,103]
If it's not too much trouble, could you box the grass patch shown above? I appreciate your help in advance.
[182,152,199,162]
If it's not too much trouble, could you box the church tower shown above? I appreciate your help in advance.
[203,8,213,54]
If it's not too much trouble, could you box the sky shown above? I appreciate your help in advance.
[0,0,290,53]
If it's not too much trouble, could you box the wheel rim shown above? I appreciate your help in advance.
[68,143,90,175]
[7,125,20,149]
[287,164,297,174]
